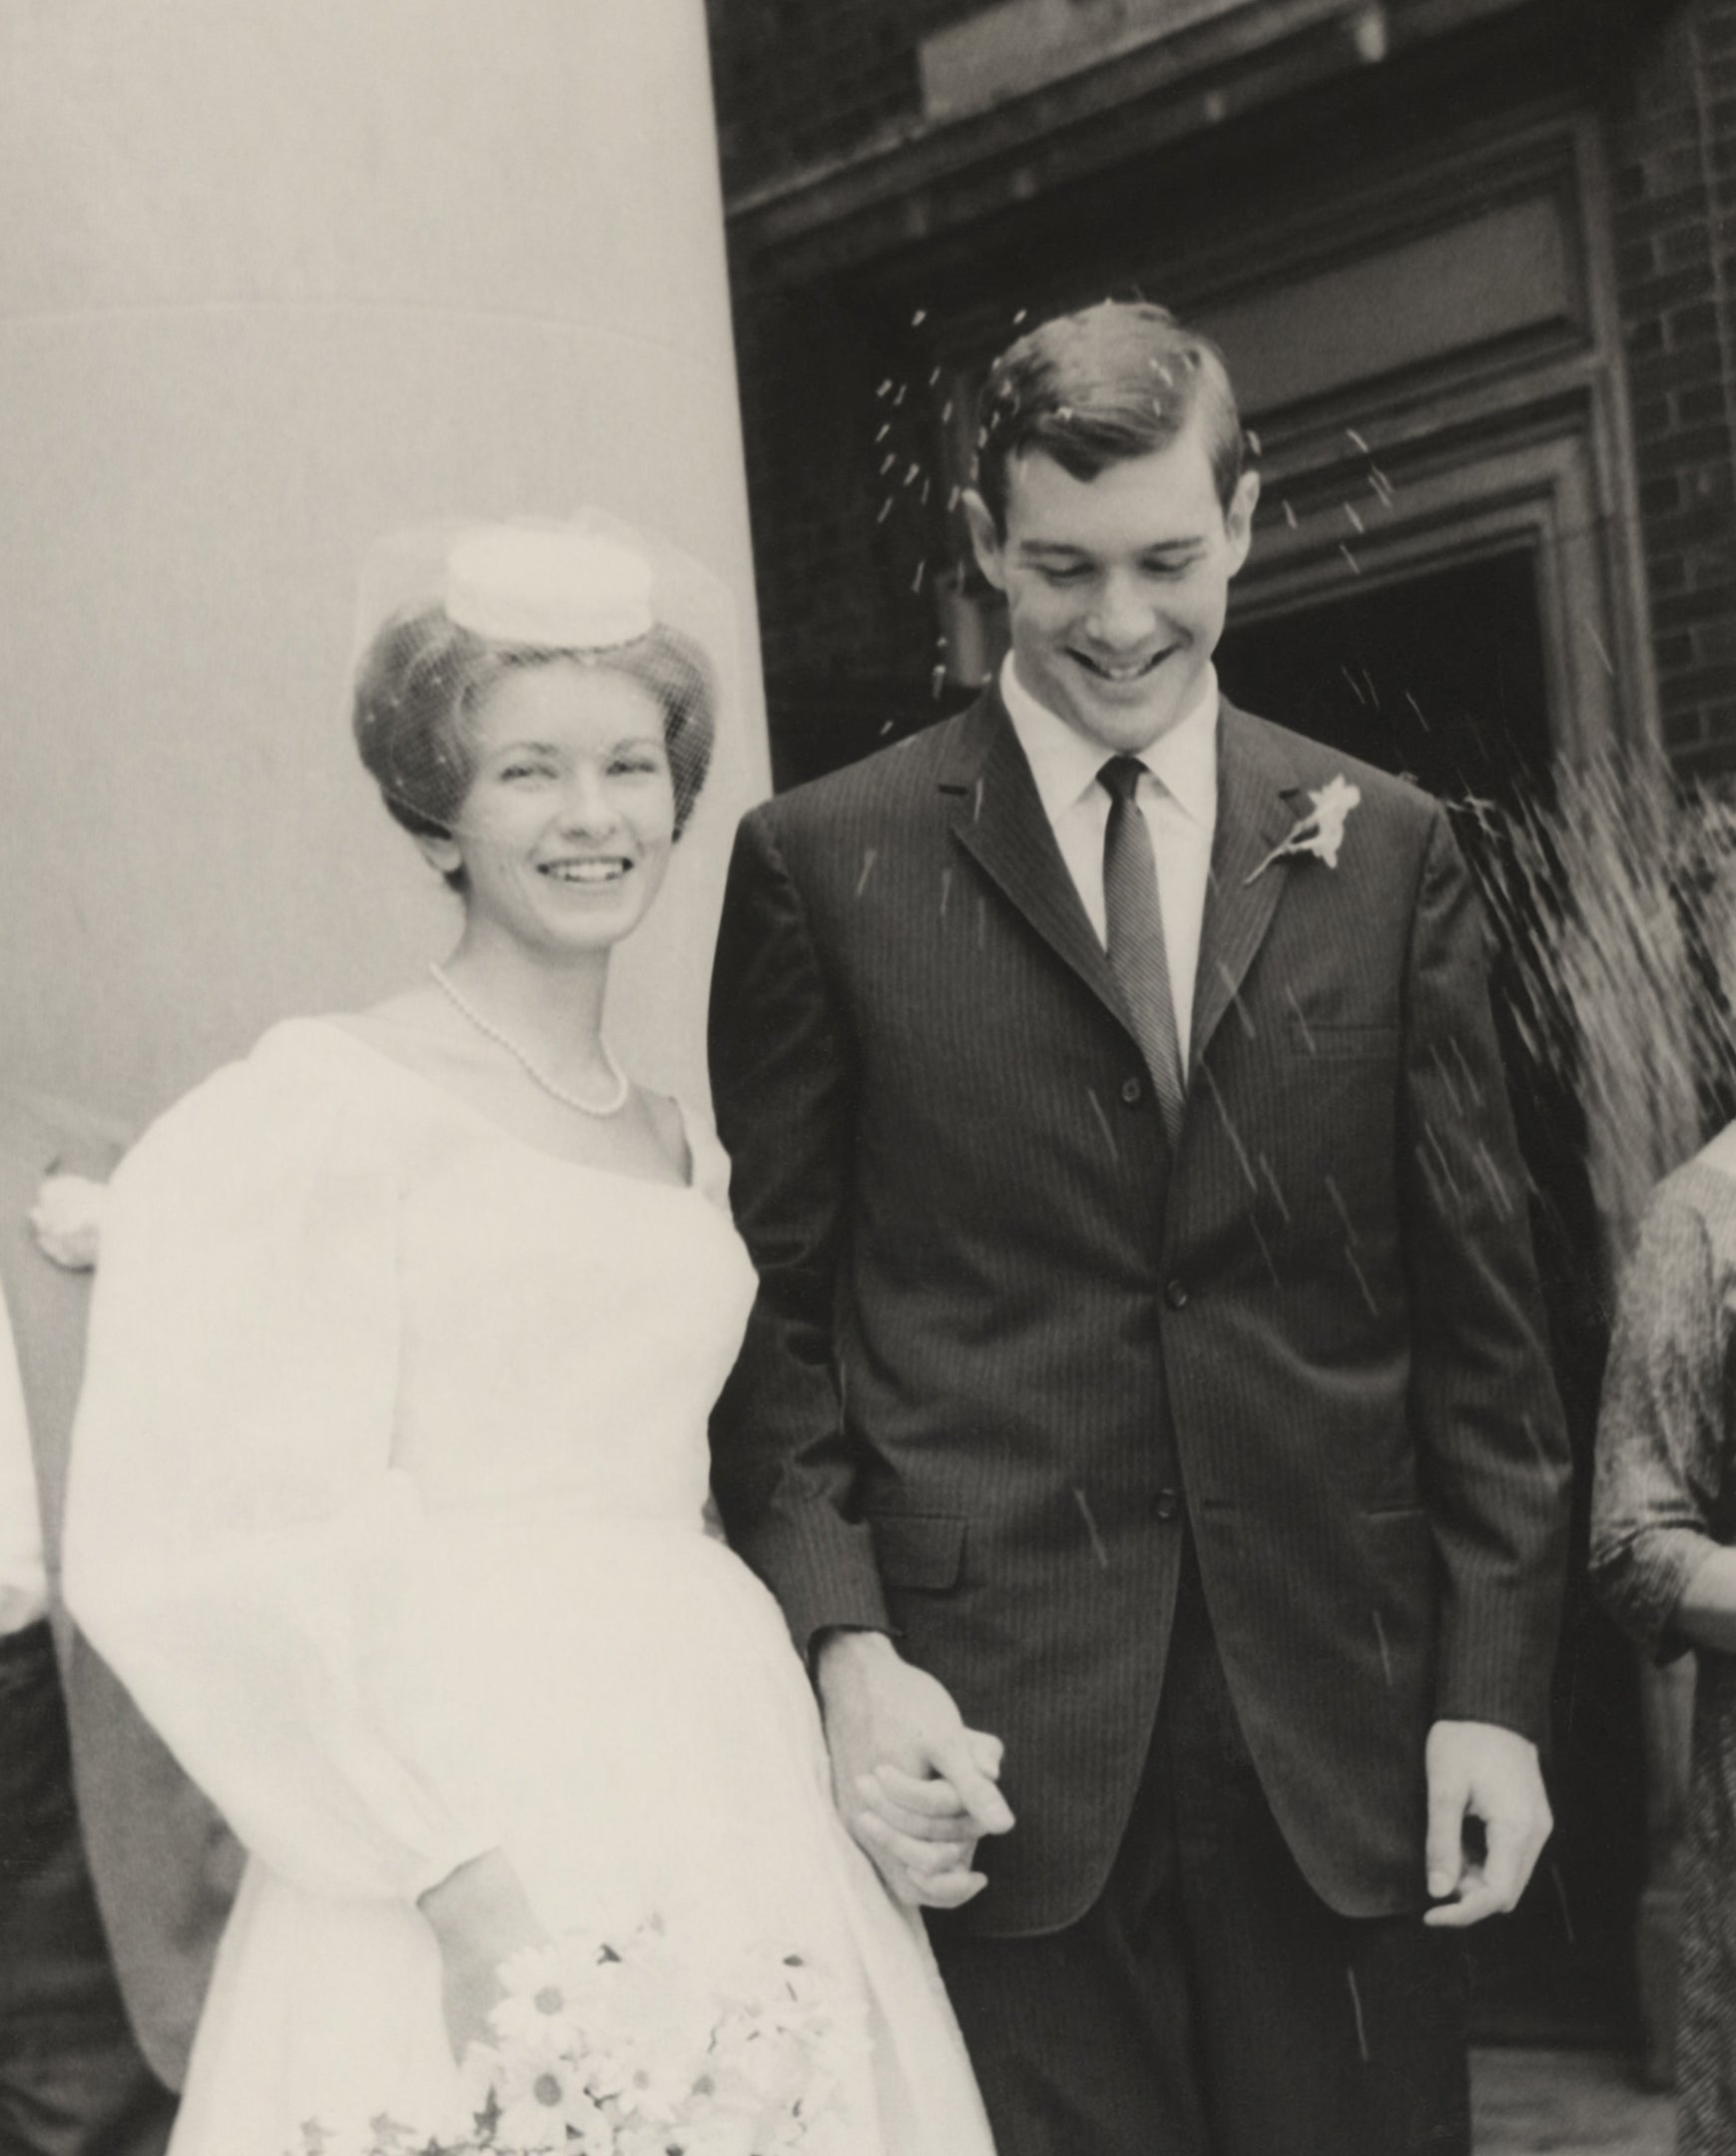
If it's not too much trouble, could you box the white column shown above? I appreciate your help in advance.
[0,1,767,1121]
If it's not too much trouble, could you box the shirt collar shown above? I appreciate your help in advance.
[999,654,1220,832]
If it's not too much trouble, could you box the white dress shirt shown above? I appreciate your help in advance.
[1000,654,1220,1069]
[0,1283,49,1635]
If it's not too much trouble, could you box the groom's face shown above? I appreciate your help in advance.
[967,418,1259,757]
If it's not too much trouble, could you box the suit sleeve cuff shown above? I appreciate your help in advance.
[1433,1633,1557,1749]
[732,1501,891,1666]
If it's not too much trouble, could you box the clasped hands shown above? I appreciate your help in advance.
[419,1690,1550,2051]
[816,1637,1551,1928]
[815,1629,1014,1907]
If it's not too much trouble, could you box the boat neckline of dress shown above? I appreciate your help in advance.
[295,1015,702,1196]
[1676,1149,1736,1200]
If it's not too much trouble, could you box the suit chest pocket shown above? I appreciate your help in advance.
[1286,1018,1401,1062]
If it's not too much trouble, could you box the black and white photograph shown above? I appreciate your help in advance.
[2,4,1731,2153]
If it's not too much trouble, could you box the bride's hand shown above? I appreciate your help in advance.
[417,1849,548,2060]
[815,1630,1012,1908]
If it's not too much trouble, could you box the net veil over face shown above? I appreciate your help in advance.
[347,513,726,864]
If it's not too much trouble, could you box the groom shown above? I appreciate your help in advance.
[709,300,1570,2155]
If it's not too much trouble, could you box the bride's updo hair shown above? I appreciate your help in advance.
[352,608,718,858]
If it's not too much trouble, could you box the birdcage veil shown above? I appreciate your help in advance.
[346,509,759,1107]
[348,510,730,852]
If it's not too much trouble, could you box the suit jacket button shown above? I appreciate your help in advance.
[1154,1488,1181,1522]
[1121,1075,1143,1106]
[1164,1278,1189,1311]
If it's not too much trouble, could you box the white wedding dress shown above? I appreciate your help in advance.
[65,1019,994,2156]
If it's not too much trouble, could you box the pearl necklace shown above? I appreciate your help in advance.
[427,962,631,1118]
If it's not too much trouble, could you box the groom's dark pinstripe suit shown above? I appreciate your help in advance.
[708,688,1569,2147]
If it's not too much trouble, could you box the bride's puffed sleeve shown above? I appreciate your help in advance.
[64,1026,495,1903]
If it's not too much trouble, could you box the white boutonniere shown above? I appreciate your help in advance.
[28,1171,107,1271]
[1246,775,1363,885]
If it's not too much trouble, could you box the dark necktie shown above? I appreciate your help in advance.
[1100,755,1186,1143]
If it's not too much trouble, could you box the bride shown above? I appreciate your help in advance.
[63,519,997,2156]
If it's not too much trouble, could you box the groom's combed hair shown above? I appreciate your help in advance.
[973,300,1248,530]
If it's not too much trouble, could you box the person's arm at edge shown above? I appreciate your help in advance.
[1590,1186,1732,1657]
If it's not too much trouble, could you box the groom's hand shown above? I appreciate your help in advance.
[1422,1719,1553,1928]
[815,1628,1013,1908]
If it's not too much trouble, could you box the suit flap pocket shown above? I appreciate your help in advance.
[1288,1019,1401,1060]
[869,1512,967,1590]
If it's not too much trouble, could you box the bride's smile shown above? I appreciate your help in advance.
[436,662,679,956]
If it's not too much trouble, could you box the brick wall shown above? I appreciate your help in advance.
[724,269,949,783]
[708,0,990,782]
[713,0,1736,783]
[1608,0,1736,773]
[707,0,972,199]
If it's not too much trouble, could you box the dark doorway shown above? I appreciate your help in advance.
[1218,549,1555,807]
[1220,548,1645,2045]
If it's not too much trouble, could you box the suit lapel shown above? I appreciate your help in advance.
[1189,702,1308,1078]
[940,693,1309,1089]
[942,693,1136,1042]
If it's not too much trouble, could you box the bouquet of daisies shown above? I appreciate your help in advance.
[295,1918,865,2156]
